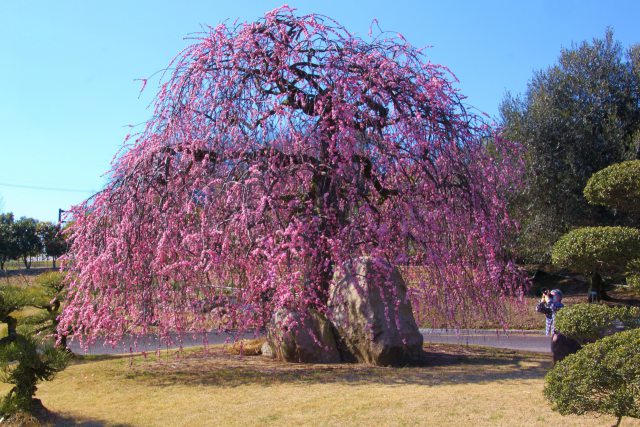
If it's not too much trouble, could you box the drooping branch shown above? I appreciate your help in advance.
[59,6,526,348]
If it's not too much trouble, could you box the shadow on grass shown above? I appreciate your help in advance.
[29,405,133,427]
[71,352,138,365]
[123,344,551,389]
[48,413,133,427]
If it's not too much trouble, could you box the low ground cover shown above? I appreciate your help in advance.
[0,344,635,426]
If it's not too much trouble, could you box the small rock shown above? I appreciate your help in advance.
[261,341,274,358]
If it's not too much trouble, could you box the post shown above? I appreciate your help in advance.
[58,208,66,225]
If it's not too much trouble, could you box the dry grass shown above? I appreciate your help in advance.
[0,272,40,287]
[0,270,638,425]
[227,338,265,356]
[0,344,632,426]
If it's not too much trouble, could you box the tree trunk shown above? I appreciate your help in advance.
[6,316,17,341]
[22,255,31,270]
[590,272,610,301]
[56,333,67,351]
[52,257,57,269]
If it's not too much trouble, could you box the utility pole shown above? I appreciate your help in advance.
[58,208,66,225]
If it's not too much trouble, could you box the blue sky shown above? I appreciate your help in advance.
[1,1,638,222]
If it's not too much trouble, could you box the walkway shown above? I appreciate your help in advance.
[68,329,551,355]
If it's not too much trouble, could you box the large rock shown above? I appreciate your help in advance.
[551,332,582,365]
[328,257,424,366]
[266,307,342,363]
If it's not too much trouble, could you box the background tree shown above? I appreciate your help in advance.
[12,218,41,270]
[59,7,526,353]
[501,30,640,262]
[36,222,67,269]
[0,213,18,271]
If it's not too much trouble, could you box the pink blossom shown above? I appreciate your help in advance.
[59,6,526,349]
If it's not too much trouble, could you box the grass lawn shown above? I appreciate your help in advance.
[1,270,639,425]
[2,261,54,271]
[1,344,635,426]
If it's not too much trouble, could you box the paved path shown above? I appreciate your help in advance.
[69,329,551,355]
[420,329,551,354]
[67,331,263,355]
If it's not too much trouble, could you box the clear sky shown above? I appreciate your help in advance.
[1,1,638,223]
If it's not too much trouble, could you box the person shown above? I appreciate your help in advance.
[549,289,564,334]
[544,292,554,336]
[539,288,550,304]
[536,288,554,335]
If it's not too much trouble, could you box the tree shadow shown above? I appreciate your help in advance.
[71,353,137,365]
[27,402,132,427]
[125,344,551,389]
[47,413,132,427]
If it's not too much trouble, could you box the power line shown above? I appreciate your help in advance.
[0,181,95,194]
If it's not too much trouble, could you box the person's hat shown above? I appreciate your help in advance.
[550,289,563,298]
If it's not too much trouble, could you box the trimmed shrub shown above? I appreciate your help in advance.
[554,303,640,344]
[584,160,640,213]
[626,259,640,290]
[544,328,640,425]
[551,226,640,276]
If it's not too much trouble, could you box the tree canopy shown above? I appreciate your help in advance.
[59,7,525,347]
[554,303,640,344]
[584,160,640,213]
[501,30,640,262]
[11,218,41,270]
[36,222,67,269]
[552,226,640,277]
[0,213,18,270]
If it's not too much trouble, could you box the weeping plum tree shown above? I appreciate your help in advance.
[59,7,525,351]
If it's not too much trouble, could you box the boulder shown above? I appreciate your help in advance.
[328,257,424,366]
[266,307,342,363]
[551,332,582,364]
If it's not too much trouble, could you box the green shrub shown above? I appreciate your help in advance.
[544,328,640,425]
[584,160,640,213]
[551,226,640,276]
[554,303,640,344]
[626,259,640,290]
